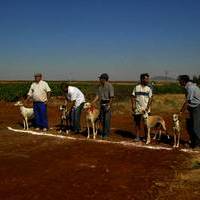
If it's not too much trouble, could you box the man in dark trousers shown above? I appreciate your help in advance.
[92,73,114,139]
[61,82,85,133]
[179,75,200,148]
[131,73,153,142]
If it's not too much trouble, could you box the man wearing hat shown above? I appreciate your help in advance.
[27,73,51,132]
[92,73,114,139]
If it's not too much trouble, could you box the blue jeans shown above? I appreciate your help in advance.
[33,102,48,129]
[70,103,84,132]
[99,104,111,137]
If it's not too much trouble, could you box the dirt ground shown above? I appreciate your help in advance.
[0,101,200,200]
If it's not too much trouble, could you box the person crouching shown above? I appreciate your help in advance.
[61,82,85,133]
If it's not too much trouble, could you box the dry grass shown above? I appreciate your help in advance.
[112,94,185,114]
[151,94,185,114]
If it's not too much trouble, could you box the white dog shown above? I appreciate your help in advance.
[143,111,167,144]
[14,101,34,130]
[83,102,100,139]
[172,114,181,148]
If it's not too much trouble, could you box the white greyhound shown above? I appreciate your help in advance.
[14,101,34,130]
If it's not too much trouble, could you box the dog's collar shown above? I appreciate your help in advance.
[173,119,179,122]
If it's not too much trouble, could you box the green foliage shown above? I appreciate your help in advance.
[0,81,185,102]
[153,83,184,94]
[0,83,31,102]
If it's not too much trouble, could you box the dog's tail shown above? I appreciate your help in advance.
[162,121,170,139]
[161,120,167,131]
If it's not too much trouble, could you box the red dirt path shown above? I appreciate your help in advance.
[0,102,199,200]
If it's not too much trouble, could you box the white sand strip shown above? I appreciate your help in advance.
[7,127,199,154]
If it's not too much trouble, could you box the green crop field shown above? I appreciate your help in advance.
[0,81,184,102]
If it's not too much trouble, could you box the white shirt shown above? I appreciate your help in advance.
[28,80,51,102]
[132,84,153,114]
[66,86,85,108]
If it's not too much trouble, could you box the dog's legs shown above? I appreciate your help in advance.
[92,121,96,139]
[65,118,70,134]
[146,128,151,144]
[23,119,26,130]
[59,119,63,133]
[158,129,162,140]
[95,121,99,138]
[95,127,97,138]
[25,117,29,130]
[173,129,177,148]
[177,131,180,148]
[153,130,157,140]
[87,122,90,139]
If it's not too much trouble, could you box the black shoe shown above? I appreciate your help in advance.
[101,136,108,140]
[134,136,140,142]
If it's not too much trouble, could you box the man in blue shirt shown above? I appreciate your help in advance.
[179,75,200,148]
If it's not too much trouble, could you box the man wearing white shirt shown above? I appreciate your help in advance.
[62,82,85,132]
[27,73,51,132]
[131,73,153,142]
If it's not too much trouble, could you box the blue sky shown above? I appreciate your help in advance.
[0,0,200,80]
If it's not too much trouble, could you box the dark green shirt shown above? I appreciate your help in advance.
[97,82,114,101]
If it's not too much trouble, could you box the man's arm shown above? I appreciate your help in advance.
[26,84,33,102]
[45,82,51,103]
[146,97,153,112]
[26,95,32,102]
[131,95,136,112]
[64,94,75,107]
[180,100,187,114]
[109,97,114,106]
[92,95,99,104]
[109,84,114,107]
[47,92,51,101]
[180,87,192,114]
[145,87,153,112]
[64,99,76,112]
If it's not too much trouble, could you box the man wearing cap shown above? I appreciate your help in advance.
[92,73,114,139]
[27,73,51,132]
[61,82,85,133]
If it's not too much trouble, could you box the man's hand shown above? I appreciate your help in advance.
[91,101,96,106]
[179,111,183,116]
[180,101,187,116]
[106,104,111,112]
[26,95,32,103]
[92,95,99,105]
